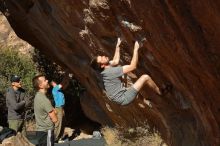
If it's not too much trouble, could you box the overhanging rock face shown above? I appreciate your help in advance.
[1,0,220,146]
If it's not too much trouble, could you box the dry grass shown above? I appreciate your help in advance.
[102,125,167,146]
[25,120,36,131]
[102,127,122,146]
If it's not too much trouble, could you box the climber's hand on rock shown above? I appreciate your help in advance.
[134,41,140,51]
[116,37,122,47]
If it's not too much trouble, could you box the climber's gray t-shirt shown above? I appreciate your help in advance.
[101,66,126,102]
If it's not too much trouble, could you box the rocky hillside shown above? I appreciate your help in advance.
[1,1,220,146]
[0,12,32,53]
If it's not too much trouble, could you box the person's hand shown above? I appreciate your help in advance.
[116,37,122,47]
[62,109,65,116]
[68,73,73,78]
[54,108,57,115]
[134,41,140,50]
[24,97,32,107]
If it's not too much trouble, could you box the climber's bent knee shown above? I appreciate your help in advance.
[140,74,151,81]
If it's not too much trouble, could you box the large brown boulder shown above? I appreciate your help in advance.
[0,133,34,146]
[0,1,220,146]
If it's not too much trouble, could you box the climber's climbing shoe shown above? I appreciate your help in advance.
[160,82,173,95]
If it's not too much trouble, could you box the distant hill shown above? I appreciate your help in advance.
[0,12,33,54]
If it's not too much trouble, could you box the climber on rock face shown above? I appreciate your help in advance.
[90,38,166,105]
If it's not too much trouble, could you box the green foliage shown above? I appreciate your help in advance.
[0,46,38,95]
[33,50,64,82]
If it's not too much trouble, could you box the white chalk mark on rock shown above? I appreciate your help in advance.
[121,20,142,32]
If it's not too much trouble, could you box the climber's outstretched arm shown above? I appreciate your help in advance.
[123,41,140,74]
[110,38,122,66]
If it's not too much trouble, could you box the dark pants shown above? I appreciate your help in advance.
[47,129,54,146]
[27,130,54,146]
[8,119,26,135]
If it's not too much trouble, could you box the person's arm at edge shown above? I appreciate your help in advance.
[6,92,25,110]
[110,37,122,66]
[122,41,140,74]
[59,73,70,89]
[49,108,58,123]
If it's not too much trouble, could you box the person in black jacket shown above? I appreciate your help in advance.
[6,75,26,134]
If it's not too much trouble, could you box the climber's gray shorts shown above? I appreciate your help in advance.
[118,86,138,105]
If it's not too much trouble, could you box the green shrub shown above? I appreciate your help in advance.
[0,46,38,96]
